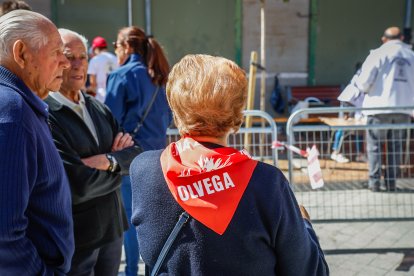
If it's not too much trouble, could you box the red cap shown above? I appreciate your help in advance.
[92,36,107,49]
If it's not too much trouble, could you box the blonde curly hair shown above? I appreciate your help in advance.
[166,54,247,137]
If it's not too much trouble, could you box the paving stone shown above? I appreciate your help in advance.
[317,221,414,275]
[355,265,389,276]
[118,222,414,275]
[369,253,404,270]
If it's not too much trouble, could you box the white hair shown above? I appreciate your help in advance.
[58,28,89,51]
[0,10,50,62]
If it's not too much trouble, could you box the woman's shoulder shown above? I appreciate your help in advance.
[130,149,167,197]
[109,62,148,83]
[130,149,163,173]
[255,161,286,179]
[109,63,133,76]
[250,161,290,192]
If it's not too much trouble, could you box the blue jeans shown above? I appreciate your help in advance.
[332,129,343,151]
[333,129,364,153]
[121,176,139,276]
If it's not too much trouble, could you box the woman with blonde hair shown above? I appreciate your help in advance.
[130,54,329,275]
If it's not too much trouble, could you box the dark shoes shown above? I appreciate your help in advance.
[369,186,397,192]
[371,186,381,192]
[385,183,396,192]
[368,179,396,192]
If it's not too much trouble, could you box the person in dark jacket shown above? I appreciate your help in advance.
[44,28,141,275]
[130,54,329,275]
[0,10,74,275]
[105,26,172,276]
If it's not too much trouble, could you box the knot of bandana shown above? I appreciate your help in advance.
[160,137,258,234]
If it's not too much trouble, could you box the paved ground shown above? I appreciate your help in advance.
[118,251,145,276]
[117,183,414,276]
[118,221,414,275]
[314,221,414,275]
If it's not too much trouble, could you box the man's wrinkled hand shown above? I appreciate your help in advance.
[111,132,134,152]
[81,154,110,170]
[299,205,311,222]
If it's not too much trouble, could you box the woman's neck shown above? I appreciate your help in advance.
[188,135,228,146]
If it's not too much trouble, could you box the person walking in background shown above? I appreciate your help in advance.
[330,129,350,163]
[44,28,142,275]
[105,26,172,276]
[356,26,414,192]
[0,10,74,275]
[331,62,366,163]
[130,54,329,275]
[87,36,118,102]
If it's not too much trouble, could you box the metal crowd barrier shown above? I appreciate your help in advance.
[166,110,278,166]
[286,106,414,222]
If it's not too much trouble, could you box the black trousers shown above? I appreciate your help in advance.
[68,237,123,276]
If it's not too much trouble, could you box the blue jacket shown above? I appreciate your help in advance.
[130,148,329,276]
[0,66,74,275]
[105,54,172,151]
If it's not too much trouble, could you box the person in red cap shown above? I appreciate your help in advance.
[87,36,118,102]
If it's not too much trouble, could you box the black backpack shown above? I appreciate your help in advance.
[269,75,285,114]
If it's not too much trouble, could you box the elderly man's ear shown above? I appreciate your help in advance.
[12,40,29,69]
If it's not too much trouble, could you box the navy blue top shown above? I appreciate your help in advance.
[130,149,329,276]
[0,66,74,275]
[105,54,172,150]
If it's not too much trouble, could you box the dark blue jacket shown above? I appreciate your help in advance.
[0,66,74,275]
[130,149,329,276]
[105,54,172,151]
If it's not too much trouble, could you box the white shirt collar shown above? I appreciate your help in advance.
[49,90,100,145]
[50,90,85,108]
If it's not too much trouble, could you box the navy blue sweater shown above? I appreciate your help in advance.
[0,67,74,275]
[130,149,329,276]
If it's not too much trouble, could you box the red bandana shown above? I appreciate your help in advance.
[160,137,258,235]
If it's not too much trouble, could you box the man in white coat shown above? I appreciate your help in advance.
[356,26,414,192]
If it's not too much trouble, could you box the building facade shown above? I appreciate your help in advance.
[15,0,413,89]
